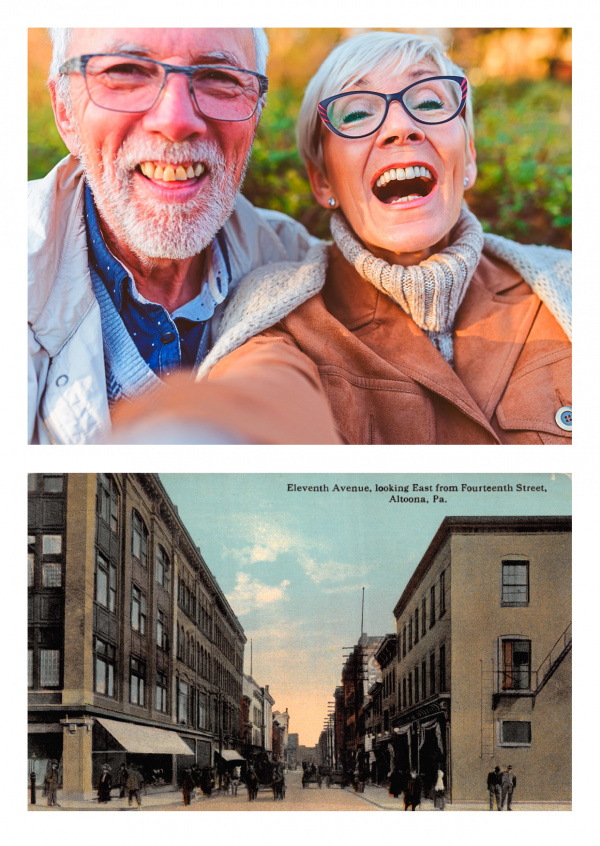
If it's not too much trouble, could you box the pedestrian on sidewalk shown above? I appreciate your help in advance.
[433,768,445,810]
[181,768,194,806]
[403,770,422,811]
[126,764,143,809]
[97,764,112,803]
[44,761,60,807]
[388,769,403,799]
[500,765,517,810]
[116,763,128,798]
[487,766,501,810]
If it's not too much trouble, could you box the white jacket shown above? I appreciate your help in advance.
[28,155,317,444]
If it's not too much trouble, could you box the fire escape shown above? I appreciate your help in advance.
[479,622,571,758]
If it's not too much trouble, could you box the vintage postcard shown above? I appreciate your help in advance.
[27,472,571,812]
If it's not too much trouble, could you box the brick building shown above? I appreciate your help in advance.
[28,473,245,800]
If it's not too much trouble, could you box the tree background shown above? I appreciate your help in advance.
[28,28,571,249]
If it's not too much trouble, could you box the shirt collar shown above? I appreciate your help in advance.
[84,183,230,319]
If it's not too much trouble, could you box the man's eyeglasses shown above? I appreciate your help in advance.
[59,53,269,122]
[318,76,468,139]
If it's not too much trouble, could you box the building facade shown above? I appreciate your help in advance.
[391,516,571,803]
[28,473,246,799]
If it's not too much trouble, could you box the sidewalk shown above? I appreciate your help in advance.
[28,787,214,811]
[348,782,571,812]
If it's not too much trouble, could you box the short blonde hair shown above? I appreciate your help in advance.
[297,30,474,173]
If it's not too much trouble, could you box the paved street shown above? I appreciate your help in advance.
[29,768,571,812]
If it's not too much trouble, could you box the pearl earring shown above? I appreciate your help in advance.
[328,198,337,208]
[463,177,469,188]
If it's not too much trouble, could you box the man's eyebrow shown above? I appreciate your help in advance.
[97,44,249,69]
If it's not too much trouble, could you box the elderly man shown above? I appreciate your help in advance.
[29,28,338,444]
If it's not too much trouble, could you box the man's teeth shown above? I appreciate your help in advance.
[375,166,432,188]
[140,162,205,181]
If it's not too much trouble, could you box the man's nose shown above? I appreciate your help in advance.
[375,99,426,146]
[141,71,207,141]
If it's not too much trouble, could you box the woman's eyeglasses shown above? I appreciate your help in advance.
[318,76,467,139]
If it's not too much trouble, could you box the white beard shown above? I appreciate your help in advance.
[78,135,251,260]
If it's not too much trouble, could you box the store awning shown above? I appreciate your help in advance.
[96,718,193,755]
[216,750,245,763]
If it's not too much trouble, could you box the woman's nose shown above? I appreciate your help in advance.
[375,99,426,146]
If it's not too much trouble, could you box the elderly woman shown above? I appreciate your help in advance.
[115,31,571,445]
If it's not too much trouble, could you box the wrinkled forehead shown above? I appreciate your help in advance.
[68,27,256,69]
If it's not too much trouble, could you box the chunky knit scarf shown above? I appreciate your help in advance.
[330,207,485,364]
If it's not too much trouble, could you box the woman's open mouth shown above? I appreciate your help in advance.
[372,165,436,205]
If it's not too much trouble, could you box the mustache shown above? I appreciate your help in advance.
[113,139,227,173]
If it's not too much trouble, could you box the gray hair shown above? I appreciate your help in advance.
[297,30,474,174]
[48,27,270,107]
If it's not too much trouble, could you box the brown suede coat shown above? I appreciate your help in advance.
[209,244,571,445]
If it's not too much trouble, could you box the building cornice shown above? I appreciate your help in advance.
[393,516,571,619]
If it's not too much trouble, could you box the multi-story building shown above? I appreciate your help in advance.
[242,675,274,756]
[363,634,396,782]
[272,708,290,766]
[339,634,384,774]
[391,516,571,803]
[28,473,246,800]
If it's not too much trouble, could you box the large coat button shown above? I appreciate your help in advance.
[555,406,572,431]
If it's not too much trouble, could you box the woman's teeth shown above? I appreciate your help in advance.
[139,162,205,182]
[375,166,432,188]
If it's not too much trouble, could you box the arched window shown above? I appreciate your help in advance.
[156,545,170,589]
[131,510,149,565]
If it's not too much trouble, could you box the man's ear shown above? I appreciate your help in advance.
[49,79,80,157]
[463,135,477,190]
[306,159,336,210]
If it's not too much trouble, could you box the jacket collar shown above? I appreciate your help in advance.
[323,244,540,435]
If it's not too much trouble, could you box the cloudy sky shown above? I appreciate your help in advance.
[161,473,571,747]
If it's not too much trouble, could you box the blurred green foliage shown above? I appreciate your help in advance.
[468,78,571,248]
[28,78,571,249]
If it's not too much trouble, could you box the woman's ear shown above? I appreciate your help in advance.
[463,136,477,190]
[306,159,337,209]
[49,79,81,157]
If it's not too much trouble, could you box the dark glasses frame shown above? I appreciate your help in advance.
[317,75,468,138]
[59,53,269,121]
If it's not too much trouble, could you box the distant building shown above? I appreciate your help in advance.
[363,634,396,783]
[242,675,274,757]
[391,516,571,803]
[287,732,299,769]
[28,474,245,800]
[272,708,290,766]
[339,634,385,774]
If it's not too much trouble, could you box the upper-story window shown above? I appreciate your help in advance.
[131,510,149,565]
[421,597,427,635]
[156,545,170,589]
[430,584,436,628]
[501,560,529,606]
[501,639,531,690]
[43,475,64,493]
[439,570,446,617]
[97,474,119,532]
[95,551,117,612]
[43,535,62,555]
[131,585,147,634]
[414,607,419,644]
